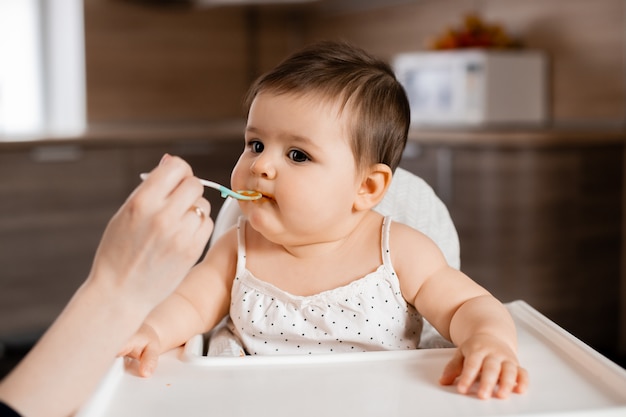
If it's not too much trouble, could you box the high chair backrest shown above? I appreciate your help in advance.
[210,167,460,269]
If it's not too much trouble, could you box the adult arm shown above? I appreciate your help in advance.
[120,227,238,377]
[0,155,213,417]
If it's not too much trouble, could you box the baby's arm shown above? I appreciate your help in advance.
[438,294,528,399]
[120,227,238,376]
[392,222,528,399]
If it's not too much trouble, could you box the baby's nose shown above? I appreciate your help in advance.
[250,154,276,179]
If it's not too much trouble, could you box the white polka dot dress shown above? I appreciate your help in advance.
[226,216,423,355]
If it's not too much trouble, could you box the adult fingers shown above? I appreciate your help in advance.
[135,155,195,205]
[161,174,206,223]
[189,198,213,239]
[175,197,214,263]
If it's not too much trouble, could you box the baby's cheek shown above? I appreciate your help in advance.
[230,165,246,190]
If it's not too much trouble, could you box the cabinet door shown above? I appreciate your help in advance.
[0,139,243,341]
[0,146,126,338]
[400,142,623,356]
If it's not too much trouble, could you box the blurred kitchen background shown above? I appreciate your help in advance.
[1,0,625,375]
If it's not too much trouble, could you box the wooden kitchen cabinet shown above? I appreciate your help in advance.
[400,130,624,357]
[0,146,127,338]
[0,129,243,341]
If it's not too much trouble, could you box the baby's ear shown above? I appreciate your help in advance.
[353,163,392,211]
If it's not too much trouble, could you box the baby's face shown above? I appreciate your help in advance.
[231,91,363,246]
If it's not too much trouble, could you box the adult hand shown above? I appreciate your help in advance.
[0,154,215,417]
[89,154,214,309]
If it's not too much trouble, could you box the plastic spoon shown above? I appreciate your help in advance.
[139,173,262,201]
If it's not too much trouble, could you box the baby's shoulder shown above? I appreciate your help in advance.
[388,220,447,269]
[388,220,432,246]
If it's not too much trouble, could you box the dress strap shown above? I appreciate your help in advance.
[236,216,247,277]
[381,216,394,268]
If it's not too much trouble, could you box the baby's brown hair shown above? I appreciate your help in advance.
[244,40,410,173]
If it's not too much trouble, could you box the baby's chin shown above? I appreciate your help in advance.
[242,211,278,238]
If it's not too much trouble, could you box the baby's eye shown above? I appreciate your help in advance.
[249,140,264,154]
[288,149,310,163]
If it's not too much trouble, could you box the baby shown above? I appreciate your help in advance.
[122,40,528,399]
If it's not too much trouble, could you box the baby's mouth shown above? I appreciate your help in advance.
[256,192,274,202]
[238,185,274,202]
[235,190,263,200]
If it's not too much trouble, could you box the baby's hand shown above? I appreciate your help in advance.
[439,334,528,399]
[118,324,162,378]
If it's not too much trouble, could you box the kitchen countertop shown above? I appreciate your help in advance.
[408,126,626,148]
[1,121,625,150]
[0,120,246,151]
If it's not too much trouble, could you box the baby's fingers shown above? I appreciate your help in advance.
[478,359,529,399]
[439,349,464,386]
[117,342,143,360]
[440,349,484,394]
[513,366,529,395]
[120,344,160,378]
[138,342,160,378]
[493,361,521,399]
[455,350,484,395]
[476,355,504,399]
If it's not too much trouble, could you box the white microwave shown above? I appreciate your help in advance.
[393,50,548,126]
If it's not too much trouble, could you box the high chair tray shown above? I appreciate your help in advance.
[76,301,626,416]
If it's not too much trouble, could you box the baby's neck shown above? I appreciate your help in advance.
[280,211,380,259]
[246,211,385,297]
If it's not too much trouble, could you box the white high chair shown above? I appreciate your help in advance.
[209,167,459,350]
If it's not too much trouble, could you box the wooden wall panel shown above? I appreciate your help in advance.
[83,0,626,126]
[482,0,626,124]
[254,8,310,79]
[307,0,477,62]
[84,0,250,124]
[306,0,626,126]
[0,148,126,336]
